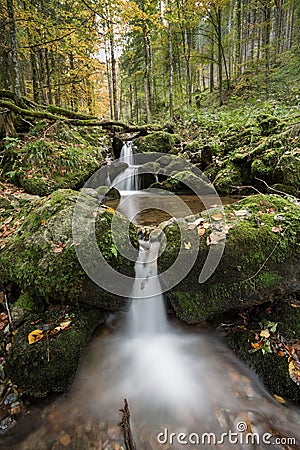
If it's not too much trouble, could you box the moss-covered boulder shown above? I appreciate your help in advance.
[1,129,106,195]
[6,305,107,396]
[0,189,138,311]
[158,194,300,322]
[225,302,300,404]
[213,163,243,195]
[134,131,181,154]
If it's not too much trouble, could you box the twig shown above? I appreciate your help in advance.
[119,399,136,450]
[3,289,13,328]
[232,185,262,194]
[254,177,294,197]
[242,236,283,284]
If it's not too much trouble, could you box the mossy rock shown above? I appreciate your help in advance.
[2,137,105,196]
[6,305,107,396]
[134,132,181,154]
[273,149,300,195]
[159,194,300,323]
[0,189,138,310]
[225,302,300,403]
[213,163,243,194]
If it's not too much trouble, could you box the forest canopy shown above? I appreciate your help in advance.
[1,0,299,123]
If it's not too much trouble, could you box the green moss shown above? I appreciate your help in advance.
[134,131,181,154]
[0,189,138,307]
[160,195,300,322]
[225,329,300,403]
[213,163,242,194]
[6,306,107,396]
[2,136,105,196]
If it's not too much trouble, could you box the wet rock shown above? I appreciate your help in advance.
[6,305,108,396]
[159,194,300,322]
[134,132,181,154]
[0,189,138,311]
[0,416,17,435]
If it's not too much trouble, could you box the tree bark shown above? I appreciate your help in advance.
[168,0,174,119]
[6,0,21,102]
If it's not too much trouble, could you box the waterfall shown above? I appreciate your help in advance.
[128,240,168,336]
[112,142,140,192]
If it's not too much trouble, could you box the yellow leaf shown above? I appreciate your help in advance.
[55,320,71,332]
[184,241,191,250]
[260,329,270,338]
[107,207,115,214]
[28,329,44,344]
[273,395,286,404]
[211,213,223,221]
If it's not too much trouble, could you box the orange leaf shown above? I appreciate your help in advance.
[28,329,44,344]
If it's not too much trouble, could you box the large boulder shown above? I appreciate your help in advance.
[0,189,138,310]
[1,129,106,196]
[134,131,181,154]
[6,305,107,396]
[158,194,300,322]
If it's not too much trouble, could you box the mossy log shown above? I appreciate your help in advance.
[0,98,162,134]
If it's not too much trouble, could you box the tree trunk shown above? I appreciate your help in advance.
[110,30,119,121]
[143,23,152,123]
[168,0,174,119]
[6,0,21,102]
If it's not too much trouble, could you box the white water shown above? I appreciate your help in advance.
[8,143,300,449]
[112,142,140,192]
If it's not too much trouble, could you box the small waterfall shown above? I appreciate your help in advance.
[128,240,168,336]
[112,142,140,192]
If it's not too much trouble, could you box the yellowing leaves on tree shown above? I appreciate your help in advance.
[28,329,44,344]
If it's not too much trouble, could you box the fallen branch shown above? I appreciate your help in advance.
[3,289,13,329]
[0,99,162,133]
[254,177,297,197]
[119,399,136,450]
[232,185,263,195]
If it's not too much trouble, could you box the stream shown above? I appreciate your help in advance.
[2,144,300,449]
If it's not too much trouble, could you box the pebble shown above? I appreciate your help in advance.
[0,416,17,435]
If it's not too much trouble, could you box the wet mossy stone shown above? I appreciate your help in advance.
[134,132,181,154]
[6,305,107,396]
[158,194,300,323]
[3,137,105,196]
[225,303,300,404]
[0,189,138,310]
[213,163,243,195]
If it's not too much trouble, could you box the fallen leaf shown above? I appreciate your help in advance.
[207,231,227,245]
[278,351,285,357]
[53,246,63,253]
[260,329,270,338]
[273,395,286,404]
[197,227,205,236]
[272,226,282,233]
[41,220,46,225]
[211,213,223,221]
[107,207,115,214]
[184,241,192,250]
[274,214,285,221]
[55,320,71,332]
[251,342,263,349]
[288,360,300,386]
[28,329,44,344]
[59,434,71,447]
[234,209,248,217]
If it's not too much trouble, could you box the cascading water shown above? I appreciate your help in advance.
[112,142,140,192]
[7,148,300,450]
